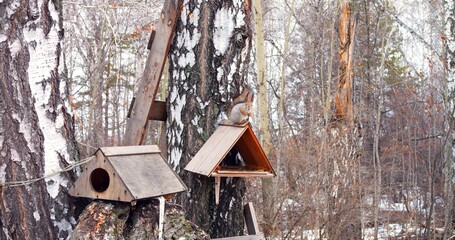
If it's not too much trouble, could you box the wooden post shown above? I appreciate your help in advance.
[215,176,221,205]
[244,202,260,235]
[122,0,183,146]
[158,196,165,240]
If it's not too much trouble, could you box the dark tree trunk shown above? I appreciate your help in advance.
[0,0,79,238]
[167,0,253,238]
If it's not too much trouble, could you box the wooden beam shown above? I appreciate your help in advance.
[210,172,274,178]
[244,202,260,235]
[148,100,167,121]
[147,30,156,50]
[213,236,264,240]
[122,0,183,146]
[127,100,167,121]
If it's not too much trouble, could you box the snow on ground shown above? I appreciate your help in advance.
[298,224,425,240]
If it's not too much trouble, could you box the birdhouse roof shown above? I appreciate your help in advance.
[184,122,275,177]
[69,145,187,202]
[98,145,161,156]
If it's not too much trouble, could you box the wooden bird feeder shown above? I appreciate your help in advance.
[69,145,187,202]
[185,121,275,204]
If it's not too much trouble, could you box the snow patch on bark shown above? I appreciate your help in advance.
[2,226,11,240]
[175,27,200,66]
[196,96,209,109]
[170,147,183,171]
[5,1,21,18]
[213,1,245,55]
[169,85,186,169]
[54,218,72,233]
[8,39,22,56]
[229,197,235,210]
[191,115,203,134]
[0,164,6,183]
[175,1,201,67]
[33,211,41,221]
[10,149,20,162]
[214,9,235,55]
[217,113,228,124]
[14,114,37,154]
[181,0,201,27]
[217,68,224,82]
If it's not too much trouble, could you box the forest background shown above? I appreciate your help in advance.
[61,0,455,238]
[1,0,454,239]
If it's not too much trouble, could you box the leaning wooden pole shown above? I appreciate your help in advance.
[123,0,183,146]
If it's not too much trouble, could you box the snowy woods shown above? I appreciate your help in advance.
[1,0,455,239]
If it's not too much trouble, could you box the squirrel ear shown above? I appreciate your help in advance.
[248,91,254,101]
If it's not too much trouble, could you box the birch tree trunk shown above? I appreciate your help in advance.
[168,0,253,237]
[0,0,79,238]
[444,0,455,238]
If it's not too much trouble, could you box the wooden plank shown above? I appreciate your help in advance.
[236,125,276,176]
[216,166,269,173]
[128,100,167,121]
[210,172,274,178]
[99,145,160,157]
[122,0,183,146]
[218,119,248,127]
[127,97,135,118]
[213,235,264,240]
[69,152,135,202]
[147,30,156,50]
[216,170,270,175]
[148,100,167,121]
[109,153,187,199]
[244,202,260,235]
[184,125,247,176]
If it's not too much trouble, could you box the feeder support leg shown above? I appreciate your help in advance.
[215,176,221,205]
[158,196,166,240]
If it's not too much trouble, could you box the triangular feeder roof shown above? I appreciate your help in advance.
[69,145,187,202]
[185,121,275,178]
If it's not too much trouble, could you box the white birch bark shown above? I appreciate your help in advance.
[0,0,79,238]
[444,0,455,238]
[168,0,253,237]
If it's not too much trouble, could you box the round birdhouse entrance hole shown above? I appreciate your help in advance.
[90,168,110,192]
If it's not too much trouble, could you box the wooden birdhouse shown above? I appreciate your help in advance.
[185,121,275,204]
[69,145,187,202]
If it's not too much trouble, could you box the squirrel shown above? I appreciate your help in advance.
[227,85,254,125]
